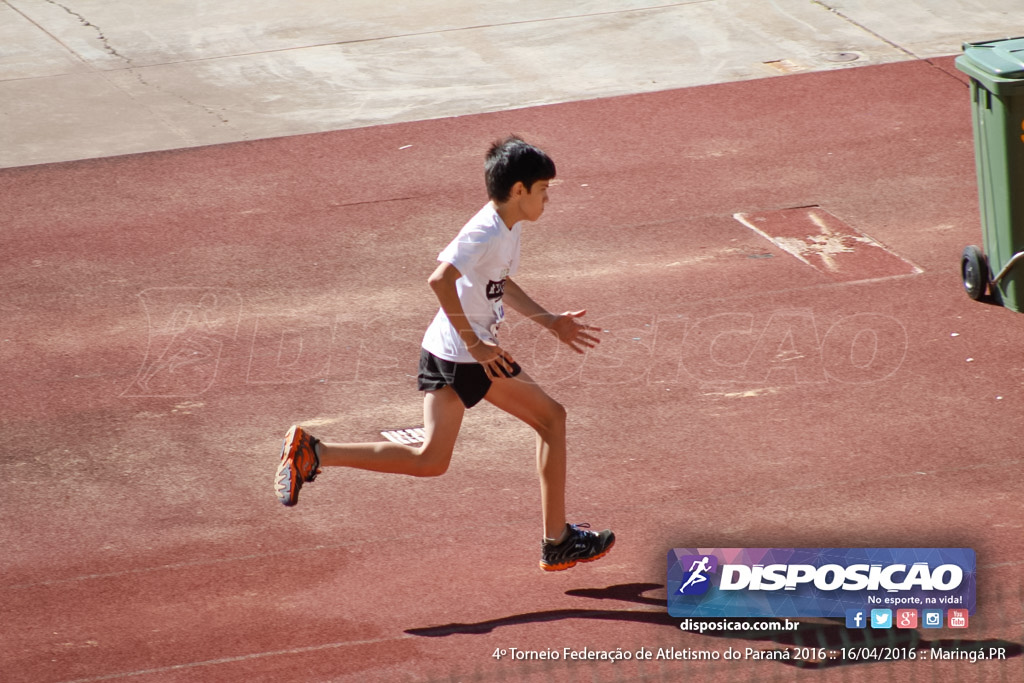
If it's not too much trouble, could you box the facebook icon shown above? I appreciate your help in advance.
[845,609,867,629]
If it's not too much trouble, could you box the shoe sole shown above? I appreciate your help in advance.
[275,425,305,507]
[539,538,615,572]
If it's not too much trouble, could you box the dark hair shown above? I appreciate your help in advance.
[484,136,556,202]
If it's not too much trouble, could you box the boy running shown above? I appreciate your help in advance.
[274,136,614,571]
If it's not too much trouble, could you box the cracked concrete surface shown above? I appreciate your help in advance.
[40,0,132,63]
[1,0,1019,168]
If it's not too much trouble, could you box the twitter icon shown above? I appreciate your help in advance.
[870,609,893,629]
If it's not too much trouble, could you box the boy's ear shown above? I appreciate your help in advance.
[508,180,527,198]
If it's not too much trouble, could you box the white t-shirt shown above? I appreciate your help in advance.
[421,203,521,362]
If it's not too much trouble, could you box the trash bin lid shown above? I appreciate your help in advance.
[961,37,1024,78]
[957,37,1024,95]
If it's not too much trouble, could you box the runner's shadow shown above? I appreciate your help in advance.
[405,583,672,637]
[405,582,1024,669]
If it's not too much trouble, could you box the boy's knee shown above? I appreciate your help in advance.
[413,443,453,477]
[416,460,450,477]
[536,400,566,438]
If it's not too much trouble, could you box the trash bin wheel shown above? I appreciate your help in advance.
[961,245,988,301]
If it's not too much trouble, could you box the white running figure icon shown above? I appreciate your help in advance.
[679,556,712,592]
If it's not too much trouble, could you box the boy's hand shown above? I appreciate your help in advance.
[549,310,601,354]
[468,340,518,379]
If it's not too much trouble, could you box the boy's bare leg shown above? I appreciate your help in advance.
[316,386,465,477]
[483,370,568,542]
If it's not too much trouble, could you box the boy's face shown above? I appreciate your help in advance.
[518,179,550,221]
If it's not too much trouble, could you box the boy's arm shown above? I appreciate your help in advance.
[427,262,517,378]
[503,277,601,354]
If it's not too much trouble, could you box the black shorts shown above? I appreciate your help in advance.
[417,348,522,408]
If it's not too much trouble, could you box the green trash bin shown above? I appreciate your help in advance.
[956,37,1024,312]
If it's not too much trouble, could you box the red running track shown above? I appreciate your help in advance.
[1,56,1022,682]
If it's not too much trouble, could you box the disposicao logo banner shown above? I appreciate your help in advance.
[667,548,976,618]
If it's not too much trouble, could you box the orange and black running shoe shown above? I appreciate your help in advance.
[540,523,615,571]
[274,425,321,506]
